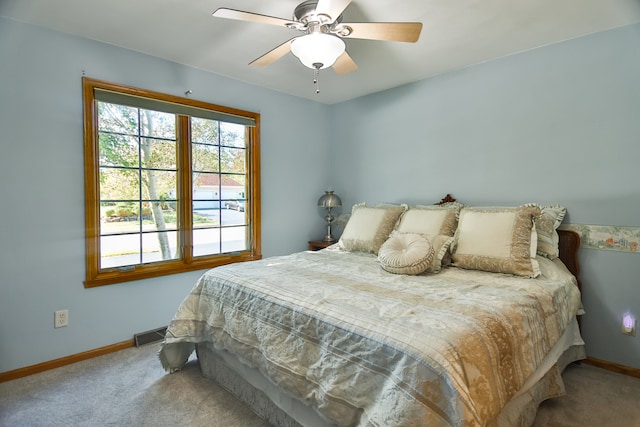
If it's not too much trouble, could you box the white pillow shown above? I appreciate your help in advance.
[339,203,407,254]
[530,204,567,259]
[378,233,434,275]
[452,205,541,277]
[428,234,455,273]
[395,204,460,237]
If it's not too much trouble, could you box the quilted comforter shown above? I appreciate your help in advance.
[159,246,582,426]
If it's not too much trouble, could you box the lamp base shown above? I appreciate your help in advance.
[322,235,336,242]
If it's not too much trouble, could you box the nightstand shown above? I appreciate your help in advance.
[308,240,334,251]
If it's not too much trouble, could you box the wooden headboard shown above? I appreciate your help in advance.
[558,229,581,288]
[435,194,581,289]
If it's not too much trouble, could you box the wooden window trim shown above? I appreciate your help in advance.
[82,77,261,287]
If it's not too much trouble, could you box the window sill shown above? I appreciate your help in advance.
[84,252,262,288]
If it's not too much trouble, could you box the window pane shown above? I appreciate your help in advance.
[192,180,219,201]
[140,170,177,202]
[192,143,220,173]
[99,168,140,202]
[192,117,219,144]
[220,147,246,173]
[98,102,138,134]
[143,204,178,231]
[99,133,139,168]
[222,226,247,253]
[221,205,246,226]
[193,172,222,210]
[101,213,142,236]
[101,202,177,231]
[220,122,246,148]
[139,110,176,139]
[192,225,247,255]
[193,228,221,257]
[193,209,220,227]
[226,174,246,189]
[100,234,141,269]
[140,138,176,170]
[141,231,179,263]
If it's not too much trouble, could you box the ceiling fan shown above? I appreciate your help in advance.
[212,0,423,92]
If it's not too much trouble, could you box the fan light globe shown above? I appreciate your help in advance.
[291,33,346,69]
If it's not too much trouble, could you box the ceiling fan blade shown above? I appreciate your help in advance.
[333,51,357,75]
[249,38,297,67]
[212,8,294,27]
[315,0,352,22]
[338,22,423,42]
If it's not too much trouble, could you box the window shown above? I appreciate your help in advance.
[83,78,261,287]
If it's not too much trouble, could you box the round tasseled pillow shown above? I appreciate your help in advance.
[378,232,434,275]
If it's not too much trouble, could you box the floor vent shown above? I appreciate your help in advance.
[134,326,167,347]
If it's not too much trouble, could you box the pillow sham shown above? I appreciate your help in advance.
[529,204,567,259]
[395,204,461,237]
[451,205,541,278]
[339,203,407,254]
[378,233,434,275]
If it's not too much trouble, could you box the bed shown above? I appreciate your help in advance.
[159,196,585,427]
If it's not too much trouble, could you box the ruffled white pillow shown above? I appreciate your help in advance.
[339,203,407,254]
[528,204,567,259]
[451,205,541,277]
[378,233,434,275]
[395,203,461,237]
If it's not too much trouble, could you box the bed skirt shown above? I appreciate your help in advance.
[195,318,586,427]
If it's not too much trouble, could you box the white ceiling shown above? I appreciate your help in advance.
[2,0,640,104]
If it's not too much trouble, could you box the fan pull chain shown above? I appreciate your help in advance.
[313,63,322,94]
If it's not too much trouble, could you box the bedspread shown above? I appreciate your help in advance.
[159,247,581,427]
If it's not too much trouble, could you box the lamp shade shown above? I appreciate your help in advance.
[291,33,346,70]
[318,190,342,208]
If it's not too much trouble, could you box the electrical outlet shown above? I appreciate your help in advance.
[622,314,636,336]
[55,310,68,328]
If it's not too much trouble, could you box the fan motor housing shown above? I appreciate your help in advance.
[294,0,343,25]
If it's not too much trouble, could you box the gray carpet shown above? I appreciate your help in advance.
[1,343,639,426]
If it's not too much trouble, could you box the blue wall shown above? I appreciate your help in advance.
[1,16,639,373]
[331,24,640,369]
[0,17,331,373]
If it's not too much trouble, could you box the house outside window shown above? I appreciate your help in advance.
[83,77,261,287]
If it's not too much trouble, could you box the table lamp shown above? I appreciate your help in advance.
[317,189,342,242]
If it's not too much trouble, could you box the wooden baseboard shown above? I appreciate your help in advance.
[0,339,134,383]
[583,356,640,379]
